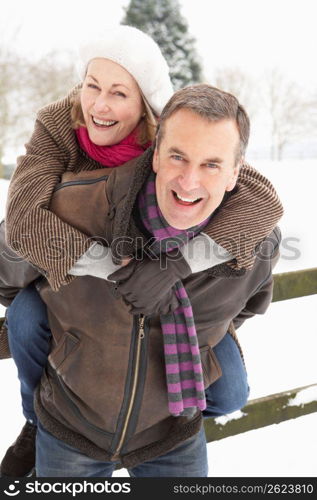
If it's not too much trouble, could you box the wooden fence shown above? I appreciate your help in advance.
[205,267,317,442]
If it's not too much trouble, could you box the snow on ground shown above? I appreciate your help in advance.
[288,386,317,407]
[253,159,317,274]
[0,160,316,476]
[1,358,315,477]
[111,413,317,478]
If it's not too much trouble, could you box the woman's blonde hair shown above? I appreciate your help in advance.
[70,88,157,146]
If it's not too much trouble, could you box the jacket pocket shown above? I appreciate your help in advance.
[200,345,222,388]
[48,331,80,374]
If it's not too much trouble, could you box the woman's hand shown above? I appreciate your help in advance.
[121,257,132,267]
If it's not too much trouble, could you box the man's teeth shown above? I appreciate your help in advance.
[176,193,200,203]
[93,117,117,126]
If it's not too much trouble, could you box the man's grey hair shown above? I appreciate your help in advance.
[156,84,250,163]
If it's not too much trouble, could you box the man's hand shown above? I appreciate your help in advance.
[108,252,191,315]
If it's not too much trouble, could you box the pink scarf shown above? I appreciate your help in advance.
[75,126,149,167]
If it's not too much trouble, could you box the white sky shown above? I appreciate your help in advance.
[2,0,317,89]
[2,0,317,161]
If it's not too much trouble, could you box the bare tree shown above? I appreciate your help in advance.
[0,49,24,176]
[14,50,78,150]
[213,66,257,119]
[24,50,78,112]
[0,49,78,176]
[0,22,25,175]
[263,69,314,160]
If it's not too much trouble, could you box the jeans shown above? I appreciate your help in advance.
[203,332,249,418]
[7,283,249,424]
[6,283,51,424]
[36,421,208,477]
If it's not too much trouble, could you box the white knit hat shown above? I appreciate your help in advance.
[77,25,174,116]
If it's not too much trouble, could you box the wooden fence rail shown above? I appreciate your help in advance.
[272,267,317,302]
[204,383,317,442]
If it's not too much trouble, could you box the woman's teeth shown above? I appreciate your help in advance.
[92,117,117,127]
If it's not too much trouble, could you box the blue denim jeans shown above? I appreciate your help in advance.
[7,283,249,424]
[36,421,208,477]
[6,283,51,424]
[203,332,249,418]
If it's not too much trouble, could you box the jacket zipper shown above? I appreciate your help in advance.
[53,176,109,193]
[111,314,145,460]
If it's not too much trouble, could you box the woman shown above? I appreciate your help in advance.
[0,27,282,477]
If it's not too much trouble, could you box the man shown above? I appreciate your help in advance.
[1,85,282,476]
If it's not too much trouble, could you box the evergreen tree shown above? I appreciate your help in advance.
[122,0,203,89]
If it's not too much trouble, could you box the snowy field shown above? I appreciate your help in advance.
[0,159,316,477]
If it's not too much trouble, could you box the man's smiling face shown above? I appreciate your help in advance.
[153,108,241,230]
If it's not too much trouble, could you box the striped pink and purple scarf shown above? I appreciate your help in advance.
[138,170,209,417]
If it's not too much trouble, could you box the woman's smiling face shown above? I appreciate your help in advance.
[80,58,144,146]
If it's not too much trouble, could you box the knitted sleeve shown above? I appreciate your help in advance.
[202,163,284,270]
[5,109,91,292]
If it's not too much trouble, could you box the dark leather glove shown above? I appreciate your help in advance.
[108,251,191,315]
[121,286,180,316]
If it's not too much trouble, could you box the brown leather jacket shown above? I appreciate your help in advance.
[26,150,281,468]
